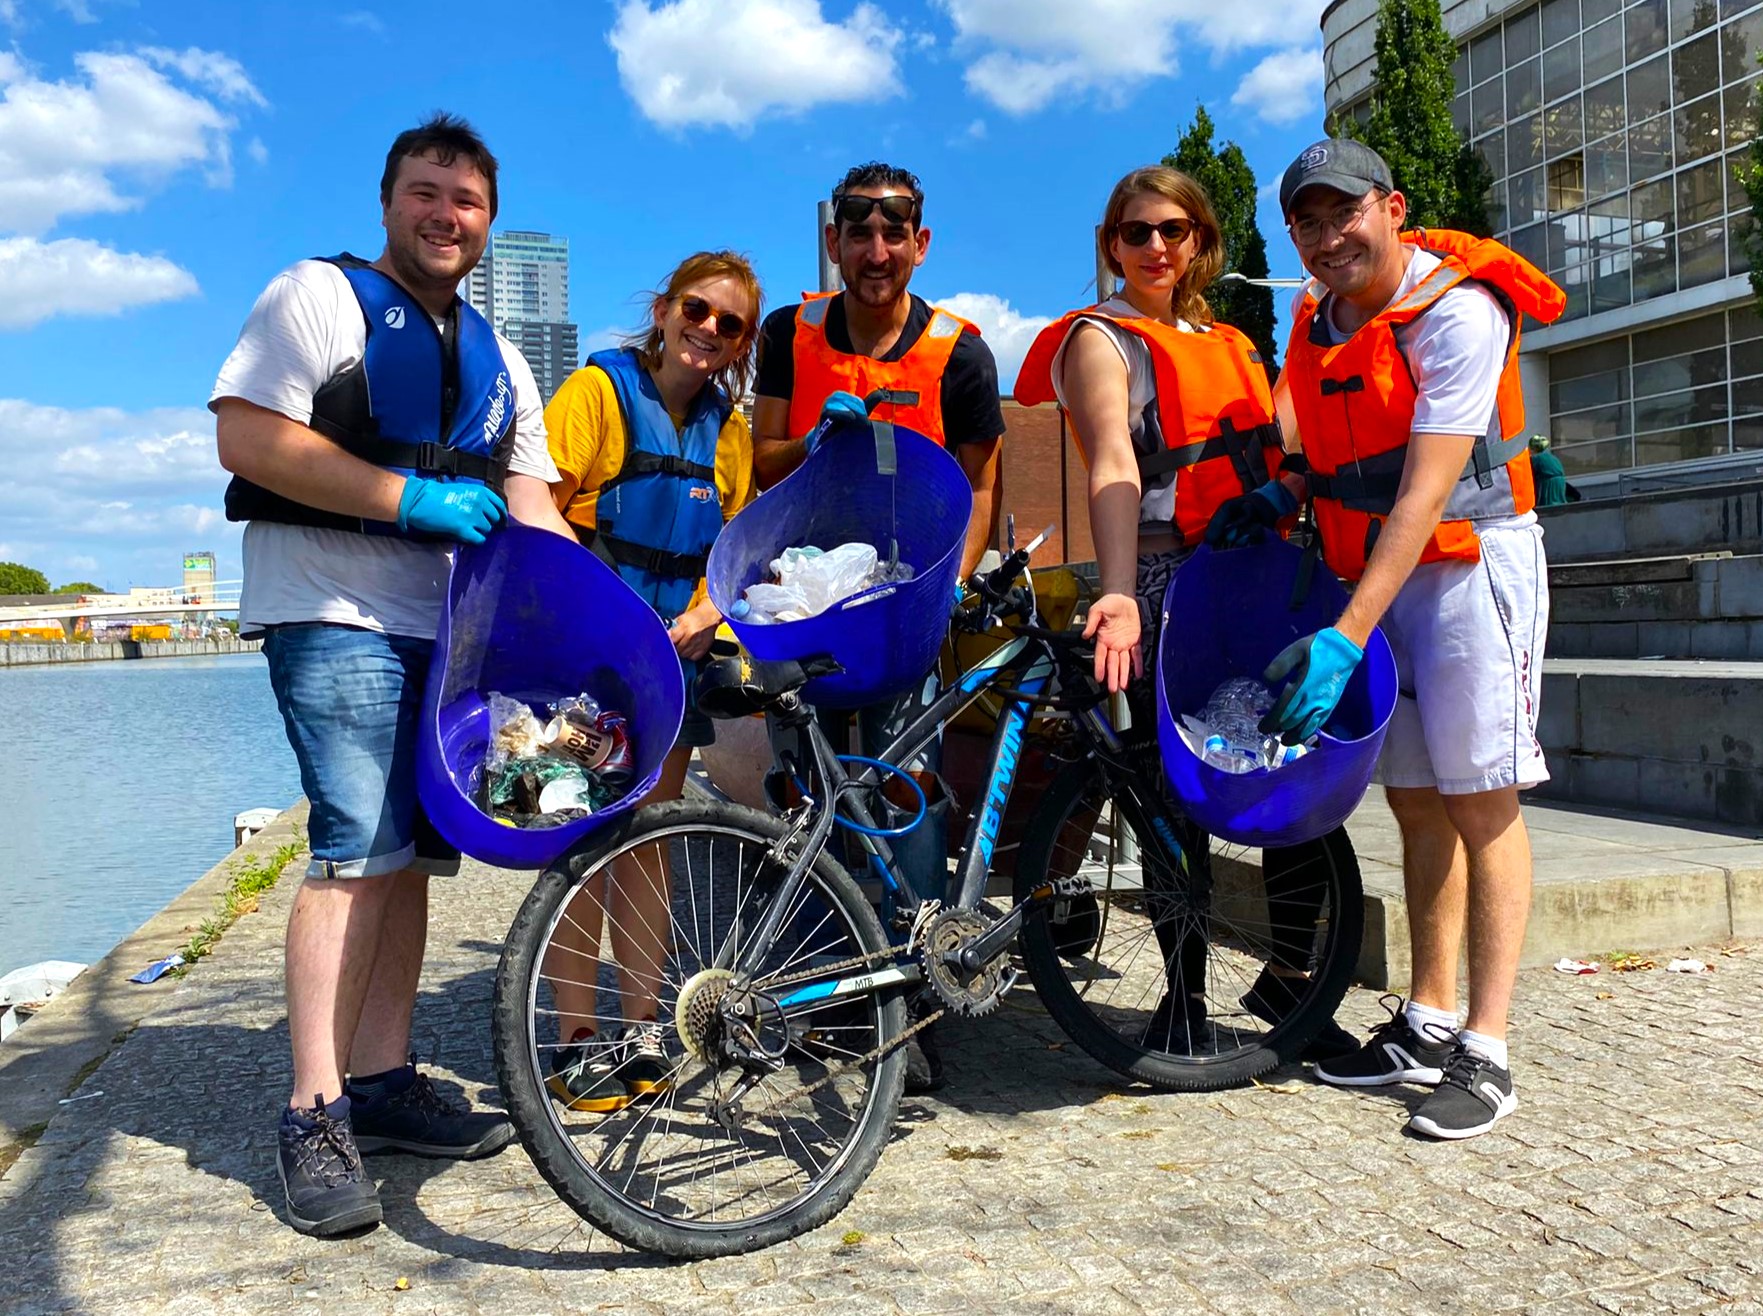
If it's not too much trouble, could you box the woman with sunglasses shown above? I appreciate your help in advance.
[540,249,762,1112]
[1015,166,1356,1061]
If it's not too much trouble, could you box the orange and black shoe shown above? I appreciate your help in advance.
[546,1029,632,1114]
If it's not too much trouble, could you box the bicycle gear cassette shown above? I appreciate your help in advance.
[917,908,1016,1017]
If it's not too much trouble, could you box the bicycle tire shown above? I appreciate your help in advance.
[1013,756,1363,1091]
[493,798,907,1258]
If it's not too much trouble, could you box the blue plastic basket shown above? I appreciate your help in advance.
[709,419,972,709]
[1155,539,1397,848]
[416,524,685,871]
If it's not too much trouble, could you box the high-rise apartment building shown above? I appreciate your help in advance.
[467,230,580,401]
[1322,0,1763,490]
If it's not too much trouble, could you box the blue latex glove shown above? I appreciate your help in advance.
[1204,478,1298,548]
[1260,626,1364,744]
[396,477,507,544]
[805,390,869,454]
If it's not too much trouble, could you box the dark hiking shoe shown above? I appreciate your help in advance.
[277,1097,381,1238]
[1140,990,1213,1055]
[1239,966,1361,1061]
[351,1069,513,1159]
[1313,996,1456,1088]
[903,1004,946,1094]
[1408,1047,1518,1140]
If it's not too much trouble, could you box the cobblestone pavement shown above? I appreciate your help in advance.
[2,852,1761,1316]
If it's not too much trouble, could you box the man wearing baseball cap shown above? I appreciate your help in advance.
[1214,138,1565,1139]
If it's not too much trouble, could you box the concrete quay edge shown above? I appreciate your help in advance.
[1212,794,1763,991]
[0,802,308,1149]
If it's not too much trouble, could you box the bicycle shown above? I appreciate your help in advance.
[490,526,1364,1258]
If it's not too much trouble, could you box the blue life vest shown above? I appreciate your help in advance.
[224,253,516,538]
[582,347,729,622]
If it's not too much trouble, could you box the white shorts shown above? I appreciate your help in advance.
[1371,518,1550,796]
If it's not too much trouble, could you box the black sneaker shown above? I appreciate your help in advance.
[1140,990,1212,1055]
[1312,996,1456,1087]
[277,1097,382,1238]
[350,1069,514,1159]
[547,1031,632,1114]
[1239,966,1361,1062]
[1408,1046,1518,1140]
[618,1021,674,1100]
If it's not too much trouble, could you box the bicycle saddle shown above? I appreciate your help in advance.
[696,653,843,719]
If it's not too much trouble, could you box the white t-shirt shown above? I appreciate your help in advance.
[1048,297,1197,527]
[211,259,560,639]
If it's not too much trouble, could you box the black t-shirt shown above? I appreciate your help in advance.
[753,293,1005,447]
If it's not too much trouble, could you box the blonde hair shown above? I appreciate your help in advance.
[623,250,764,400]
[1097,166,1224,328]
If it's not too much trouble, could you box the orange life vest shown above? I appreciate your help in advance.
[1285,229,1566,582]
[786,293,978,447]
[1015,308,1283,545]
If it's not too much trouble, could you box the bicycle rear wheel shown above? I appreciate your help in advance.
[493,798,907,1258]
[1014,756,1362,1091]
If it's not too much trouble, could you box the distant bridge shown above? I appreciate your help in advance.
[0,582,242,625]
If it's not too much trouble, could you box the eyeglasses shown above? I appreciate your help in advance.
[676,295,747,341]
[1288,194,1382,247]
[1115,217,1195,248]
[833,193,919,229]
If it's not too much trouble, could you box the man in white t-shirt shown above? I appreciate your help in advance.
[1236,139,1558,1140]
[211,113,576,1237]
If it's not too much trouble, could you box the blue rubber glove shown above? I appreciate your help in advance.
[1260,626,1364,744]
[396,477,507,544]
[1204,478,1298,548]
[805,390,869,454]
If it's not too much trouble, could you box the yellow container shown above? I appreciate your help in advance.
[942,564,1087,733]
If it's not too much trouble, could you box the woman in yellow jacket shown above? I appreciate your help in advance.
[542,250,761,1112]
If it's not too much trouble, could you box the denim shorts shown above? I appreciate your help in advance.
[261,623,460,879]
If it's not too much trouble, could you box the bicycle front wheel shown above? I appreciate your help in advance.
[493,798,907,1258]
[1014,757,1363,1091]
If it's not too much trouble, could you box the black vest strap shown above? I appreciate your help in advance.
[1137,419,1279,487]
[305,415,501,486]
[597,448,718,500]
[593,530,710,582]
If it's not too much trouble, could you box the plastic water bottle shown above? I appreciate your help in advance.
[1202,734,1259,775]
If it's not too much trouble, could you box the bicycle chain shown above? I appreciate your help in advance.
[716,940,946,1121]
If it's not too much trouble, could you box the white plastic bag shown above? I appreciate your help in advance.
[486,691,547,771]
[740,541,889,622]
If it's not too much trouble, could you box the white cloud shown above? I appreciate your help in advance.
[928,292,1054,395]
[934,0,1328,114]
[247,136,268,164]
[1231,46,1323,126]
[340,10,387,36]
[609,0,902,130]
[0,48,259,233]
[0,399,237,588]
[0,237,197,328]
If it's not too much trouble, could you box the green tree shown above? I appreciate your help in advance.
[0,562,52,595]
[53,581,104,595]
[1334,0,1492,234]
[1735,54,1763,308]
[1165,105,1279,366]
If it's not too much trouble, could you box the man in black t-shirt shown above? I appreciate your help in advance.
[752,162,1004,1093]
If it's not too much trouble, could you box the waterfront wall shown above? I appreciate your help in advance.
[0,637,263,668]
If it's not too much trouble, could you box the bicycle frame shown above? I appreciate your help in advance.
[731,612,1180,1015]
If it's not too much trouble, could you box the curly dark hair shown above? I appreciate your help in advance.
[830,161,923,226]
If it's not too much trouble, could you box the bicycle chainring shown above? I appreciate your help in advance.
[917,908,1014,1017]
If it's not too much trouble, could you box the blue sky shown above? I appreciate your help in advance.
[0,0,1330,590]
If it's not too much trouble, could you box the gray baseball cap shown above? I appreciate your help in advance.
[1279,139,1396,215]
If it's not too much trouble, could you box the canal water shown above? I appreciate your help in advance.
[0,654,303,979]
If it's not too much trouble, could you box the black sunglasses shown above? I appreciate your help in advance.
[677,295,747,341]
[1115,217,1196,248]
[833,194,919,228]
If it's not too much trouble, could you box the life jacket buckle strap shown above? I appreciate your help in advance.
[1319,375,1366,397]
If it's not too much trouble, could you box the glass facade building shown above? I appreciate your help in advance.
[467,230,579,401]
[1322,0,1763,486]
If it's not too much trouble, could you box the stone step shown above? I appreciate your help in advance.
[1212,792,1763,991]
[1540,476,1763,564]
[1536,657,1763,826]
[1547,551,1763,660]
